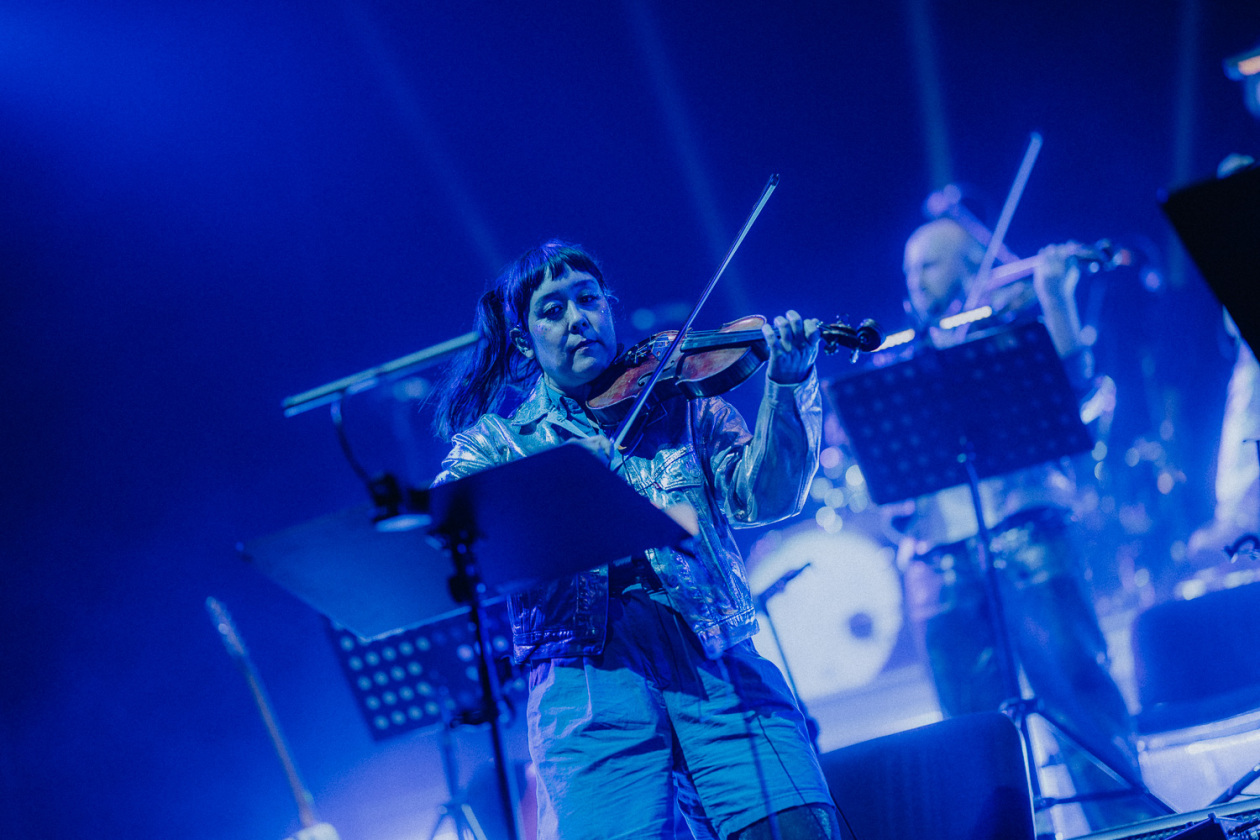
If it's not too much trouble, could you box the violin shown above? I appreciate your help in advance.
[978,239,1132,295]
[586,314,881,426]
[586,174,879,448]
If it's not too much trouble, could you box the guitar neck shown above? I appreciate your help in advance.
[207,598,321,829]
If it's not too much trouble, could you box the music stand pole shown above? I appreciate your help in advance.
[436,532,519,840]
[956,444,1047,803]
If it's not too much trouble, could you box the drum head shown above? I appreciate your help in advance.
[748,527,903,701]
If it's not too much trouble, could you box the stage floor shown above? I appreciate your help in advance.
[800,604,1260,839]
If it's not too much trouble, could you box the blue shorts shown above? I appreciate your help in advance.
[525,583,835,840]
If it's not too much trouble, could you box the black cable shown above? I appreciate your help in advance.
[330,398,375,488]
[330,398,413,525]
[719,648,862,840]
[717,651,783,840]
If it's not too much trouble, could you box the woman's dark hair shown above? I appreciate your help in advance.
[434,240,608,438]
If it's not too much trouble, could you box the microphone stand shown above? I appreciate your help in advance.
[754,563,821,753]
[282,331,478,417]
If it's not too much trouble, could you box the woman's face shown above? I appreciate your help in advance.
[518,266,617,397]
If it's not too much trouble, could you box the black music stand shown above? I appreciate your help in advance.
[241,503,464,641]
[242,442,691,840]
[830,320,1173,818]
[1160,163,1260,357]
[1161,163,1260,806]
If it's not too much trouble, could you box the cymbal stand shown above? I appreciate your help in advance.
[1211,437,1260,805]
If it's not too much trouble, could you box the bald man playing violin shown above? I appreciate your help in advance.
[889,217,1156,831]
[434,241,845,840]
[904,217,1087,356]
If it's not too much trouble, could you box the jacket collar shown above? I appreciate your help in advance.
[509,376,587,428]
[509,377,551,427]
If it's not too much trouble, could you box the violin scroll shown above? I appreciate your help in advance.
[1074,239,1132,273]
[821,318,883,356]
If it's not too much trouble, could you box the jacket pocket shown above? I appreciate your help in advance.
[653,449,704,499]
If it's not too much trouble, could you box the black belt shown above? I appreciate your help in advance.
[608,556,664,594]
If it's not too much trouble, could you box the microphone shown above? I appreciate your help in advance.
[755,562,812,608]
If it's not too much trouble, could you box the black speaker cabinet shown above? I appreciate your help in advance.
[821,712,1034,840]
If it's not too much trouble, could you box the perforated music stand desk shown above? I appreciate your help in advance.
[829,320,1093,506]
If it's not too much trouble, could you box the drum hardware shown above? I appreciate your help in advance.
[749,528,904,704]
[427,695,493,840]
[753,561,820,751]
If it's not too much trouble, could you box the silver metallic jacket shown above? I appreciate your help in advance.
[434,371,822,662]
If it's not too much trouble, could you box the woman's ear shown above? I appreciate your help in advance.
[511,327,534,359]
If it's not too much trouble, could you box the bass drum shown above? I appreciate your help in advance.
[748,526,903,702]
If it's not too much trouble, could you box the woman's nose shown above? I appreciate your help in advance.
[566,302,590,330]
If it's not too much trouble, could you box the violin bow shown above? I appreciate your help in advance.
[962,131,1043,315]
[609,174,780,453]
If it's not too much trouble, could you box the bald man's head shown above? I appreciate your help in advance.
[903,218,985,324]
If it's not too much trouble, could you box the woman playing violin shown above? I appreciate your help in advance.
[433,240,843,840]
